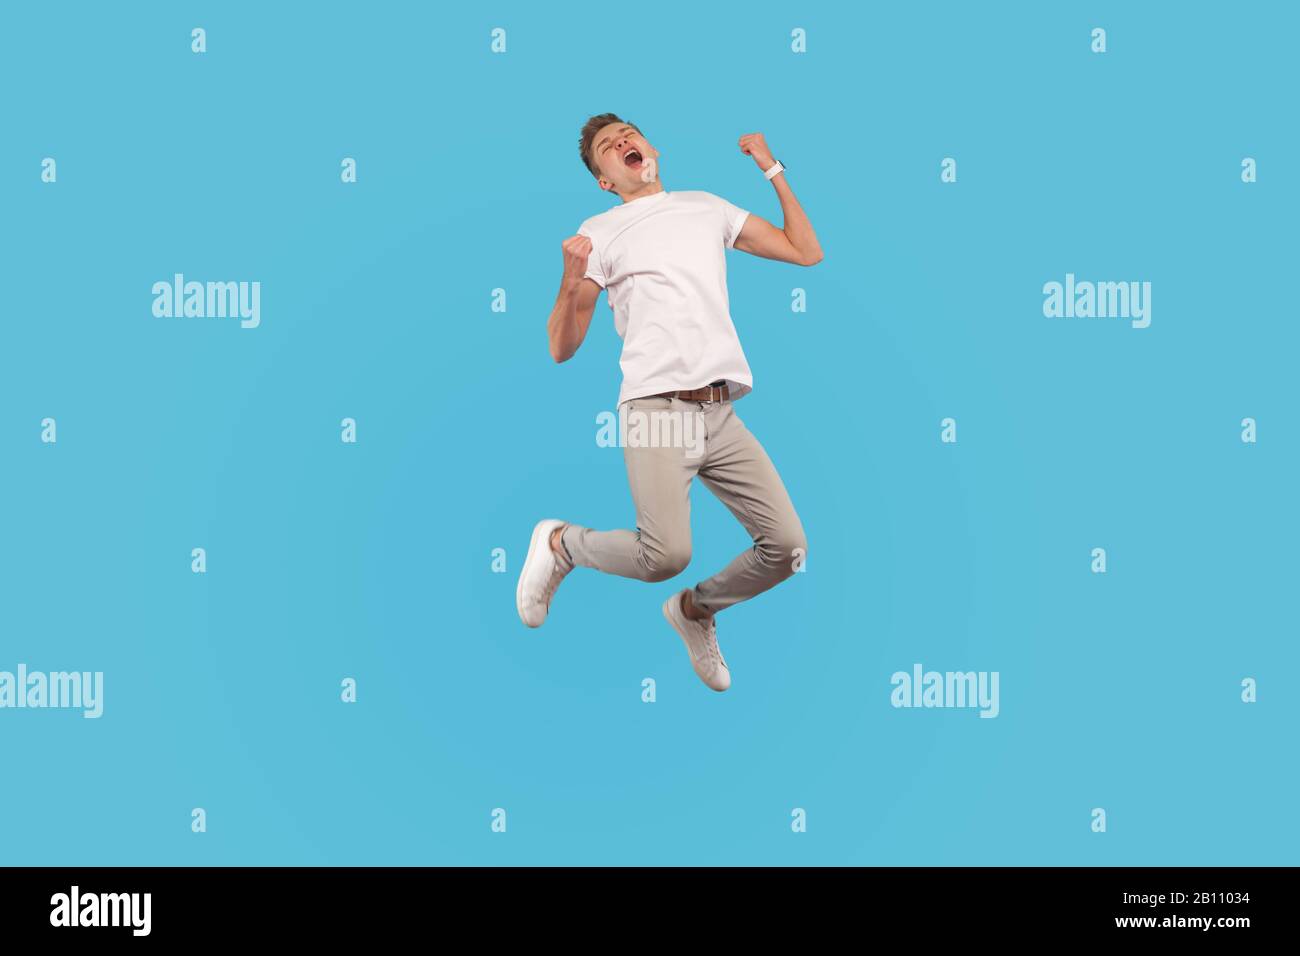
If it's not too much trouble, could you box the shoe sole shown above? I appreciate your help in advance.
[516,520,554,628]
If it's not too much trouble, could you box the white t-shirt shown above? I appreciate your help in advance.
[577,190,753,406]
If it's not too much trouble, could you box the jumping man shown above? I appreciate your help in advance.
[516,113,824,692]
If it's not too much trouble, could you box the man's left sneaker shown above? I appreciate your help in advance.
[516,519,574,628]
[662,590,731,692]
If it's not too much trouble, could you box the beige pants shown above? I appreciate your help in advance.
[560,395,806,614]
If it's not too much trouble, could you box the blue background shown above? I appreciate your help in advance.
[1,1,1295,865]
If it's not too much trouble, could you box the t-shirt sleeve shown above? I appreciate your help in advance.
[576,225,607,288]
[717,194,751,249]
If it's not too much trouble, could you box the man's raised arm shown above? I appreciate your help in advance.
[547,235,602,363]
[732,132,824,267]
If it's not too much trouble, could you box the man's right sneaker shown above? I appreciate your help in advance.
[662,590,731,692]
[516,519,573,628]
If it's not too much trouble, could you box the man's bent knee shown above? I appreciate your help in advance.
[758,526,807,577]
[640,542,691,582]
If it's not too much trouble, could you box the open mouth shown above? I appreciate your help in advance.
[623,149,643,169]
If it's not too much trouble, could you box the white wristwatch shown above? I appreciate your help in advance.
[763,159,785,181]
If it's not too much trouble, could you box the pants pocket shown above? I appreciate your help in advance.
[626,396,676,413]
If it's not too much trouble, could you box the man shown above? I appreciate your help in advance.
[516,113,823,692]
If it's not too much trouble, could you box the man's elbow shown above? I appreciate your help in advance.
[550,340,573,364]
[800,251,824,267]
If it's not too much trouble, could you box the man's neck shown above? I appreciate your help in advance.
[617,181,666,204]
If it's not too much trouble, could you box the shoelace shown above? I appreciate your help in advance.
[533,558,570,610]
[700,618,727,671]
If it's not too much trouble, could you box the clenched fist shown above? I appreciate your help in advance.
[561,234,593,283]
[738,133,775,171]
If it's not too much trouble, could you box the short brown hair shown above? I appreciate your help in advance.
[579,113,638,178]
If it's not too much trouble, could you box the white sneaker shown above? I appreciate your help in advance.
[662,590,731,692]
[517,519,573,628]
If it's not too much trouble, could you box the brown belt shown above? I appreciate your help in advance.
[651,382,730,403]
